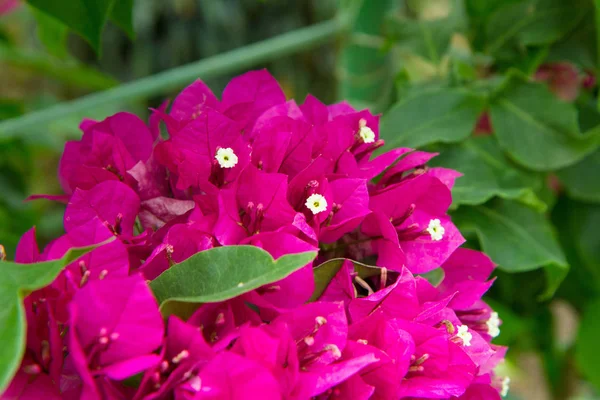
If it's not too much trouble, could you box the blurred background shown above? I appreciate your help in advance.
[1,1,599,399]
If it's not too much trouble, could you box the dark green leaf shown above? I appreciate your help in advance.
[575,297,600,391]
[486,0,587,54]
[311,258,382,302]
[26,0,115,52]
[0,243,104,393]
[453,200,568,297]
[430,137,546,210]
[556,150,600,203]
[31,8,69,58]
[110,0,135,39]
[150,246,317,313]
[381,86,485,149]
[547,12,597,70]
[490,73,600,171]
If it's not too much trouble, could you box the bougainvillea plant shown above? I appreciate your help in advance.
[1,70,508,399]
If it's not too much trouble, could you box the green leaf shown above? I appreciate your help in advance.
[490,73,600,171]
[0,243,104,393]
[575,297,600,391]
[150,246,317,314]
[547,12,597,70]
[486,0,587,54]
[31,8,69,59]
[109,0,134,39]
[453,200,568,297]
[311,258,382,302]
[557,150,600,203]
[380,86,485,149]
[26,0,115,53]
[430,137,546,210]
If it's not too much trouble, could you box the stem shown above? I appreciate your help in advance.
[0,18,349,138]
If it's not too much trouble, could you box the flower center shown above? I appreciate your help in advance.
[358,118,375,143]
[426,219,445,241]
[305,193,328,214]
[215,147,239,168]
[455,325,473,347]
[486,312,501,338]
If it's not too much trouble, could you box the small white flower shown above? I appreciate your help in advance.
[426,218,445,241]
[486,312,501,338]
[305,193,327,214]
[456,325,473,347]
[215,147,238,168]
[500,376,510,397]
[359,125,375,143]
[358,119,375,143]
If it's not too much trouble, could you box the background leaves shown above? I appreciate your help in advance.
[430,136,546,210]
[489,73,599,171]
[453,200,567,276]
[380,86,485,148]
[26,0,134,53]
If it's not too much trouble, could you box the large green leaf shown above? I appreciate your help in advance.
[490,73,600,171]
[431,137,546,210]
[576,297,600,391]
[453,200,568,297]
[486,0,587,54]
[380,86,485,148]
[0,244,103,393]
[547,12,597,70]
[31,8,69,59]
[26,0,134,53]
[26,0,115,52]
[150,246,317,314]
[556,150,600,203]
[109,0,134,39]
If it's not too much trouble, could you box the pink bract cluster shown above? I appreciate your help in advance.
[6,70,508,400]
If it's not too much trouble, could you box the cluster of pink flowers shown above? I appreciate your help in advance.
[6,70,508,399]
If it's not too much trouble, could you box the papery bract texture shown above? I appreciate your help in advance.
[7,69,508,400]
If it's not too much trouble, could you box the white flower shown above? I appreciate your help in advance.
[456,325,472,347]
[426,218,445,241]
[215,147,238,168]
[358,119,375,143]
[359,125,375,143]
[486,312,501,338]
[501,376,510,397]
[305,193,327,214]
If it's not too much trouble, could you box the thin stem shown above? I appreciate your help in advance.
[0,18,349,138]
